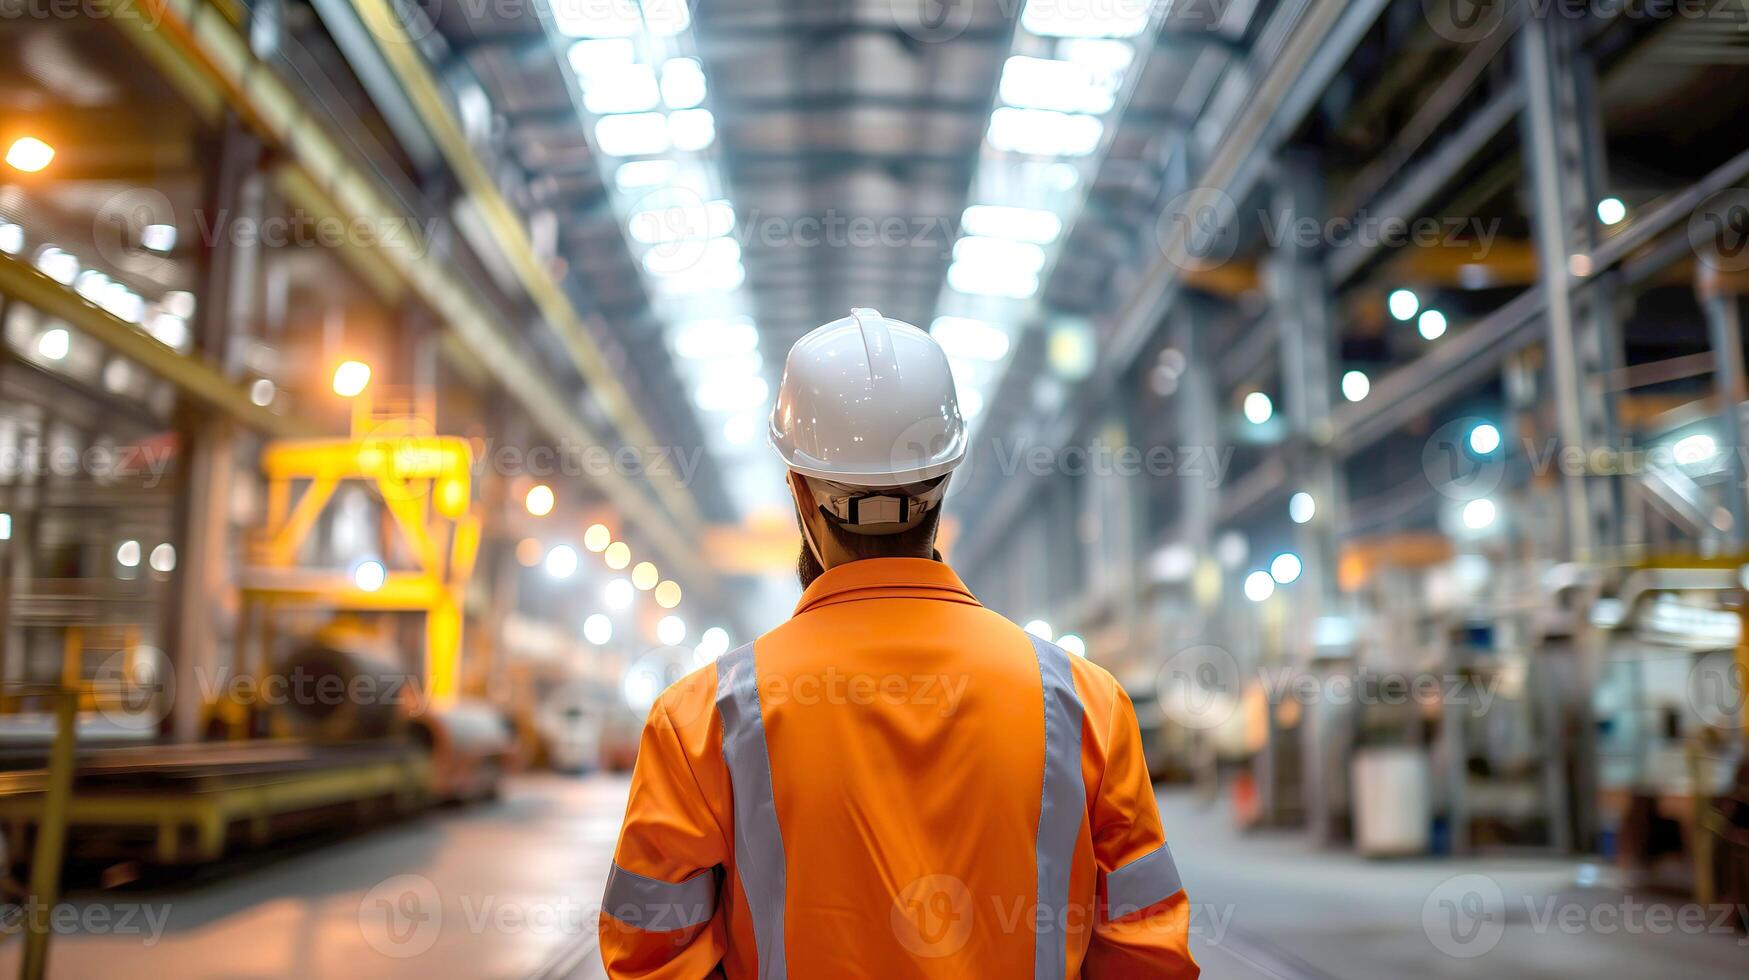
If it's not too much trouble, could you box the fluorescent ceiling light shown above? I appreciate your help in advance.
[628,199,735,244]
[140,224,176,252]
[659,260,746,294]
[584,65,660,114]
[149,313,188,349]
[722,414,760,445]
[661,58,708,109]
[999,56,1118,114]
[1673,432,1718,466]
[695,373,770,412]
[953,236,1047,273]
[1341,369,1370,402]
[1023,1,1152,37]
[1461,498,1497,530]
[930,315,1011,361]
[596,112,670,156]
[1244,570,1275,602]
[948,357,994,392]
[553,0,642,37]
[34,246,78,285]
[1243,391,1273,424]
[960,205,1062,244]
[36,327,69,361]
[643,235,741,278]
[695,353,765,380]
[987,107,1103,157]
[672,317,759,359]
[668,108,716,151]
[567,38,636,78]
[1418,309,1447,340]
[1059,38,1135,73]
[947,261,1038,299]
[1387,288,1419,321]
[106,287,145,324]
[640,0,691,35]
[614,159,678,190]
[74,269,109,302]
[1047,321,1095,380]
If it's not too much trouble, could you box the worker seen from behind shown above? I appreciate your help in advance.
[599,308,1198,978]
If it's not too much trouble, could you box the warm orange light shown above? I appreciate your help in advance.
[584,523,612,552]
[524,484,555,517]
[654,580,682,609]
[5,137,54,173]
[604,541,631,570]
[514,537,542,567]
[436,476,468,518]
[631,561,659,590]
[332,360,371,397]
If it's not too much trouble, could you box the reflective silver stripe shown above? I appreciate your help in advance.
[601,862,716,931]
[717,642,788,979]
[1030,634,1084,980]
[1104,843,1184,920]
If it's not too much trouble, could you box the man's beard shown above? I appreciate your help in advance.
[797,540,825,590]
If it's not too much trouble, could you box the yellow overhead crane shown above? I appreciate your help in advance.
[242,397,480,710]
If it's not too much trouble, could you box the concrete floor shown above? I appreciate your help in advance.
[0,774,1742,978]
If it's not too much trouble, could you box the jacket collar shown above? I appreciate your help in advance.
[794,557,981,616]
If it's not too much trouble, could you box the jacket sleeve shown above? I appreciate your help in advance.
[1083,687,1199,979]
[599,695,729,979]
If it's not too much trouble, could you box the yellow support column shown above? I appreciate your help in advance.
[425,593,462,709]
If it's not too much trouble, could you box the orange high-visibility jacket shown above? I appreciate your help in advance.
[600,557,1198,979]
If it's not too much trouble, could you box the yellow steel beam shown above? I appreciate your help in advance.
[263,435,471,482]
[266,475,338,565]
[100,0,730,615]
[240,571,451,610]
[381,491,443,580]
[0,254,319,440]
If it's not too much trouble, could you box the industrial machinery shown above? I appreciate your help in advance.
[1595,565,1749,902]
[533,681,605,775]
[0,400,510,879]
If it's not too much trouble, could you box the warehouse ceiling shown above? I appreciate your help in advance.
[411,0,1266,527]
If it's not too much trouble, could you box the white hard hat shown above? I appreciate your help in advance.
[769,307,966,486]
